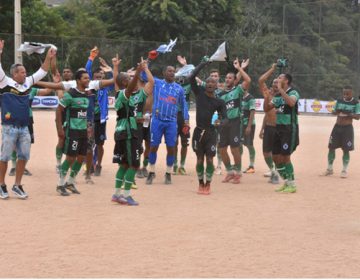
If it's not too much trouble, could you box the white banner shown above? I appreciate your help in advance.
[305,99,335,114]
[31,96,335,114]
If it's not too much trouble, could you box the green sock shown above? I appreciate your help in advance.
[196,163,204,183]
[216,150,222,167]
[11,151,17,169]
[60,160,71,178]
[115,165,127,189]
[124,168,136,193]
[265,156,274,170]
[69,161,82,180]
[205,162,214,183]
[143,157,149,167]
[342,151,350,172]
[284,162,294,181]
[174,155,178,169]
[248,146,255,167]
[233,164,241,175]
[180,155,186,168]
[328,149,335,170]
[56,147,63,165]
[276,163,287,180]
[225,163,233,174]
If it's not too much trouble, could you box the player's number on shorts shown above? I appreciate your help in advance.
[72,140,78,150]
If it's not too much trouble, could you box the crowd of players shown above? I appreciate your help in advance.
[0,39,359,205]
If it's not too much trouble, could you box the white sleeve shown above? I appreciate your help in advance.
[88,80,101,91]
[61,80,76,91]
[26,67,48,86]
[0,63,9,88]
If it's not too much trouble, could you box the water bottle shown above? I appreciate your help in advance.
[143,112,150,128]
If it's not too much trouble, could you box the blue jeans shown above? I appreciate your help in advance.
[0,125,31,161]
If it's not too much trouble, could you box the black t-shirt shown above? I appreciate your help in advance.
[191,78,227,129]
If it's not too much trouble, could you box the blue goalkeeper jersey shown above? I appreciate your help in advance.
[152,78,189,122]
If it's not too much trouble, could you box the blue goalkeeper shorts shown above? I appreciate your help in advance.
[150,117,177,147]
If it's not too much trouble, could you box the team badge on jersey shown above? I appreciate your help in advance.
[283,143,289,150]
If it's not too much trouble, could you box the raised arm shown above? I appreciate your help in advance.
[124,58,146,99]
[0,40,9,88]
[259,63,276,90]
[35,80,64,90]
[233,58,251,91]
[188,59,209,94]
[143,61,154,96]
[86,46,99,80]
[112,54,121,92]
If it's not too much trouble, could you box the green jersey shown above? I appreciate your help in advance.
[129,88,148,118]
[333,98,360,114]
[115,90,138,140]
[59,88,89,138]
[29,88,39,118]
[242,93,256,126]
[178,84,191,111]
[218,85,245,120]
[271,88,300,125]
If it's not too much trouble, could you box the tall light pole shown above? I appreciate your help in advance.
[14,0,22,64]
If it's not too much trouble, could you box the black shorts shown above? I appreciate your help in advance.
[218,119,241,148]
[28,120,34,144]
[328,124,354,151]
[113,139,141,168]
[177,111,190,147]
[263,125,276,153]
[64,137,87,157]
[137,124,150,155]
[94,121,107,145]
[241,124,256,147]
[272,124,299,155]
[192,127,217,158]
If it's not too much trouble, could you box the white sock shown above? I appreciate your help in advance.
[115,188,122,196]
[166,165,172,174]
[123,190,130,197]
[149,164,155,173]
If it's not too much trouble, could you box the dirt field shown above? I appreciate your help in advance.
[1,110,360,278]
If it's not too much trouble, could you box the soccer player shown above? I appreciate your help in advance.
[218,58,251,184]
[0,39,56,199]
[111,56,148,205]
[189,58,227,194]
[241,90,256,174]
[323,86,360,178]
[264,73,300,193]
[173,55,192,175]
[145,66,190,185]
[258,63,280,184]
[55,69,106,196]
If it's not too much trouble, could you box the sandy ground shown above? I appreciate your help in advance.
[1,110,360,278]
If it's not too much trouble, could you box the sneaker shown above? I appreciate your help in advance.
[323,169,334,176]
[56,185,70,196]
[281,185,297,193]
[94,165,102,176]
[165,172,172,185]
[197,182,205,195]
[9,168,16,176]
[0,185,9,199]
[131,180,138,190]
[269,173,280,184]
[136,169,144,179]
[275,184,287,192]
[178,167,186,175]
[142,167,149,178]
[232,174,241,184]
[263,170,272,177]
[124,195,139,206]
[85,175,94,185]
[12,185,27,199]
[340,170,348,178]
[24,168,32,176]
[172,166,178,175]
[65,183,80,194]
[222,173,235,183]
[215,166,222,175]
[243,166,255,174]
[146,172,155,185]
[203,182,211,195]
[111,194,127,204]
